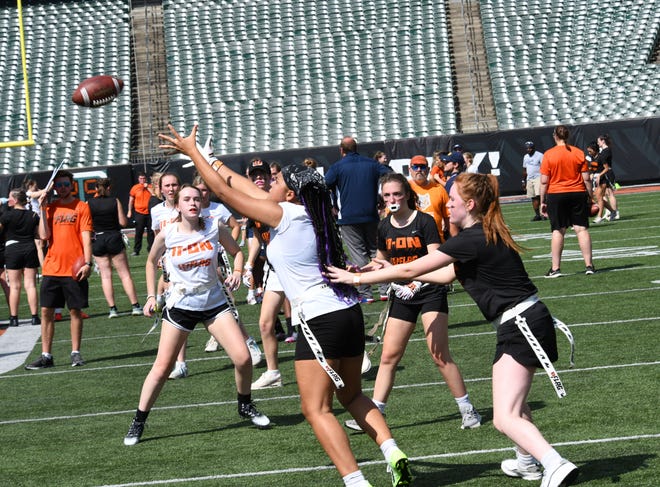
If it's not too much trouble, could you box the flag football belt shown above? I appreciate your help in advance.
[293,284,346,390]
[165,281,217,309]
[217,253,240,322]
[493,295,575,398]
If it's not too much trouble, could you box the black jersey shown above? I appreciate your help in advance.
[377,211,440,266]
[440,224,537,321]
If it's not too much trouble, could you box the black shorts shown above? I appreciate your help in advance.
[40,276,89,310]
[295,304,365,360]
[546,192,590,231]
[92,231,125,257]
[389,284,448,323]
[163,303,230,332]
[4,242,39,269]
[494,301,558,368]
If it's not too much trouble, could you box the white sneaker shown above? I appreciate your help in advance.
[251,370,282,389]
[246,291,257,305]
[204,336,219,352]
[610,210,620,221]
[108,308,119,319]
[460,406,482,429]
[246,337,262,366]
[168,361,188,379]
[593,216,604,224]
[501,458,542,480]
[603,209,611,219]
[284,332,298,343]
[344,419,364,432]
[540,459,579,487]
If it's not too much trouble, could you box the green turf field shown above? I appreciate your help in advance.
[1,191,659,486]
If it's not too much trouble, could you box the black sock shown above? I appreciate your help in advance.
[237,393,251,405]
[285,317,293,335]
[135,409,149,422]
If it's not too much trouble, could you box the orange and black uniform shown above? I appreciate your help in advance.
[129,182,154,255]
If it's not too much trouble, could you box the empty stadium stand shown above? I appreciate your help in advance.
[480,0,660,129]
[0,0,131,174]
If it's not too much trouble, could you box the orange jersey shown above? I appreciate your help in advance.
[408,179,450,240]
[43,199,92,277]
[540,145,589,193]
[129,183,153,214]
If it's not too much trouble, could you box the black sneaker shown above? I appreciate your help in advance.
[545,268,561,278]
[238,401,271,428]
[9,316,19,327]
[531,215,543,221]
[31,315,41,326]
[25,355,54,370]
[123,418,145,446]
[585,265,596,275]
[70,352,85,367]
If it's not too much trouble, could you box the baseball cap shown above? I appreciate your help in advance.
[452,144,463,151]
[525,141,535,148]
[248,159,270,176]
[410,155,428,166]
[440,154,452,163]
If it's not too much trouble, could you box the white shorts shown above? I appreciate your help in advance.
[526,177,541,198]
[264,265,284,293]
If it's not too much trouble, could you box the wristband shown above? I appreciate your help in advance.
[210,158,224,171]
[353,273,361,286]
[233,269,242,274]
[146,295,155,300]
[85,262,92,267]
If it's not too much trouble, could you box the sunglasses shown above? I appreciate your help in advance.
[410,164,428,171]
[54,181,71,188]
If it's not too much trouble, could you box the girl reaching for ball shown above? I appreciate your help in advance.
[158,124,412,487]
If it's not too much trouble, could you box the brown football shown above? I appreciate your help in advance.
[72,75,124,108]
[590,203,599,216]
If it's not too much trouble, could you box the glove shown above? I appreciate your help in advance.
[202,135,214,158]
[391,281,422,300]
[242,267,253,288]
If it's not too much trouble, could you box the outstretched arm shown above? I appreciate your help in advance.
[326,250,456,286]
[159,124,283,228]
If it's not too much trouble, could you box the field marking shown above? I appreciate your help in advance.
[93,433,660,486]
[2,315,658,381]
[1,360,658,426]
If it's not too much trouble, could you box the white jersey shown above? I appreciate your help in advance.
[162,221,226,311]
[151,202,179,232]
[267,202,357,320]
[523,151,544,180]
[201,201,233,226]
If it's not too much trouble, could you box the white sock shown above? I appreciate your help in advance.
[42,352,52,359]
[516,448,538,467]
[267,369,280,375]
[342,470,368,486]
[380,438,399,462]
[540,449,563,471]
[71,350,80,355]
[455,394,472,411]
[373,399,386,413]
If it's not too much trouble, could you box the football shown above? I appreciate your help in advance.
[71,256,87,280]
[590,203,600,216]
[72,75,124,108]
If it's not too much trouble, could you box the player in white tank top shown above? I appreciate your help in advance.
[123,185,270,446]
[160,124,412,487]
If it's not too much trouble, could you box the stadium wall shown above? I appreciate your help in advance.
[1,117,658,208]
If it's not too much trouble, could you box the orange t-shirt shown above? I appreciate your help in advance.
[408,179,450,241]
[129,183,153,214]
[42,199,92,277]
[540,145,589,193]
[430,165,445,181]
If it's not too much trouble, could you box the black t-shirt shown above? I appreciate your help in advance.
[0,208,39,243]
[440,224,537,321]
[378,210,440,267]
[87,197,120,232]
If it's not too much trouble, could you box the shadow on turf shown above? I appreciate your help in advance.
[575,453,656,484]
[395,453,655,485]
